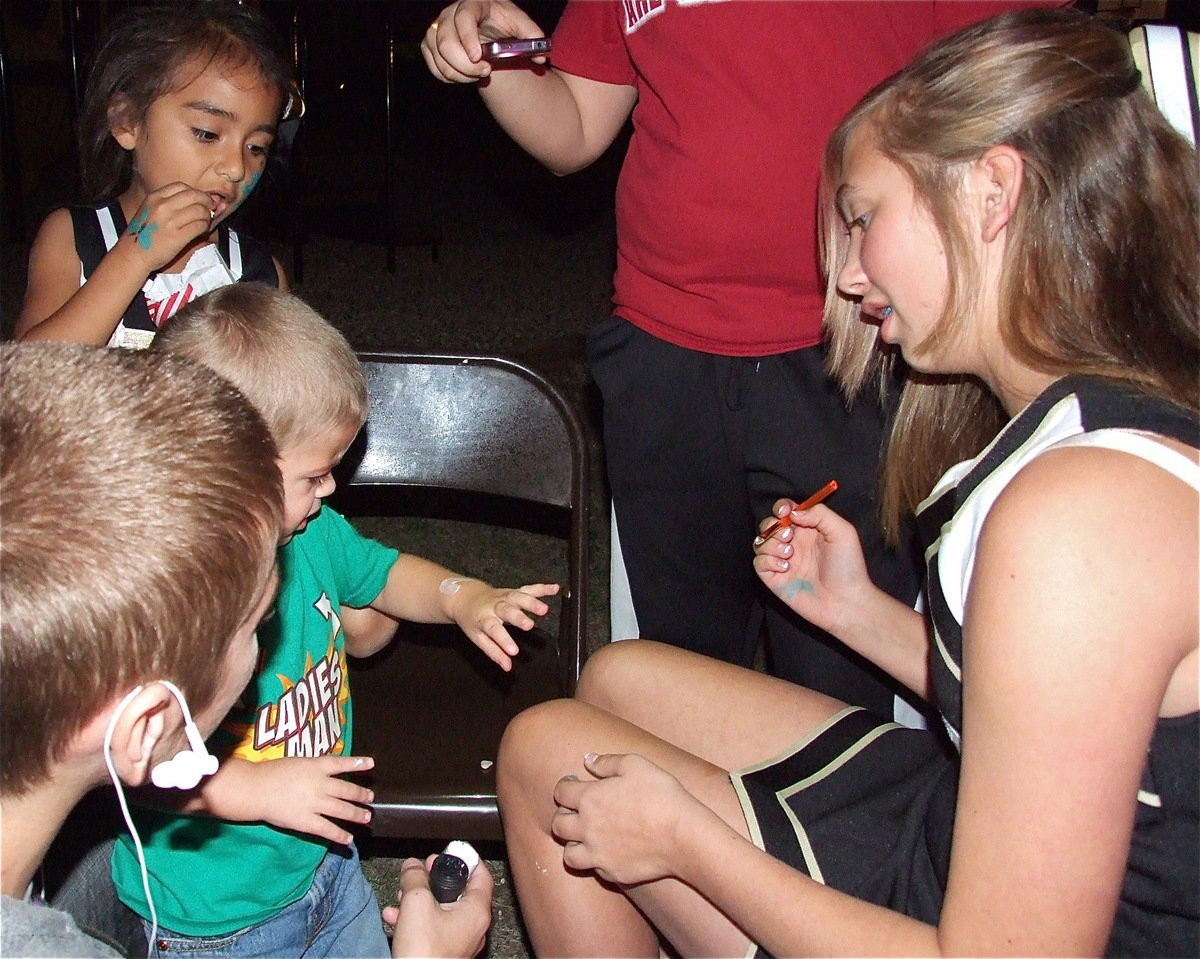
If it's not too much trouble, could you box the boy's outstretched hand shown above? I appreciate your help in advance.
[449,581,560,671]
[369,557,559,670]
[204,755,376,846]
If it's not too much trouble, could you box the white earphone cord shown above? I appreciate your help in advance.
[102,680,214,958]
[102,686,159,957]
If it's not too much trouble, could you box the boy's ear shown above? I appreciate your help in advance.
[107,96,140,152]
[105,685,177,787]
[975,145,1024,244]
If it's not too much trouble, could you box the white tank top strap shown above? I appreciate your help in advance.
[1048,428,1200,491]
[97,206,120,250]
[81,206,122,287]
[227,230,243,279]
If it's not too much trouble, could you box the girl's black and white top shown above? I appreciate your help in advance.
[70,201,278,349]
[917,374,1199,955]
[734,375,1198,959]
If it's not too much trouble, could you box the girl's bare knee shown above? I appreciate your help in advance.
[497,698,579,807]
[576,638,661,709]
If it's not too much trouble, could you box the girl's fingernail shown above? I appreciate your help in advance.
[584,752,598,764]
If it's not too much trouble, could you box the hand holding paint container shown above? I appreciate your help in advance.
[430,841,481,903]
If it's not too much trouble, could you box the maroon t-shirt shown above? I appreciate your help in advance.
[552,0,1052,355]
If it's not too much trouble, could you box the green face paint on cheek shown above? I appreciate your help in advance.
[241,170,262,200]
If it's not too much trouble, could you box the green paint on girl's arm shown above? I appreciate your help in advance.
[125,208,158,250]
[780,579,815,601]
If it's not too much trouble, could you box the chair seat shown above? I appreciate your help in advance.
[333,351,589,841]
[350,621,562,840]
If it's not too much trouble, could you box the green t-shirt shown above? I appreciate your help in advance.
[112,507,399,936]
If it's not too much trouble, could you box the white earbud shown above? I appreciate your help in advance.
[103,679,215,958]
[147,680,218,789]
[102,680,218,790]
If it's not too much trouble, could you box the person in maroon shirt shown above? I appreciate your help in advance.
[424,0,1052,723]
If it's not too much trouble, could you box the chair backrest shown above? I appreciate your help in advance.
[332,351,589,840]
[356,353,580,506]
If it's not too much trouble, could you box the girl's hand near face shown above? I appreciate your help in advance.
[123,182,217,272]
[551,752,718,886]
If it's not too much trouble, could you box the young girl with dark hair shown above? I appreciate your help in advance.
[16,1,296,348]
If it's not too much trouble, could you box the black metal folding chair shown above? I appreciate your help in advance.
[331,352,589,841]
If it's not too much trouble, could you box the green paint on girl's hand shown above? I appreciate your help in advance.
[780,579,815,600]
[126,208,158,250]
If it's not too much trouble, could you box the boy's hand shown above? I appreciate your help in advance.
[215,755,376,845]
[449,581,559,671]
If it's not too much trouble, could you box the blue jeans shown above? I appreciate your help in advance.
[145,844,388,958]
[53,838,148,957]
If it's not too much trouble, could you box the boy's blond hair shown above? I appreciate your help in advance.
[153,284,367,452]
[0,344,282,796]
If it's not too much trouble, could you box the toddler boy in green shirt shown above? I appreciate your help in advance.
[112,283,557,957]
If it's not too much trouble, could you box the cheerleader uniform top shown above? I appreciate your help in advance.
[70,201,278,349]
[733,375,1196,958]
[918,374,1199,955]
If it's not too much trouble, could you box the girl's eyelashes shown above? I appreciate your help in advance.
[844,211,870,235]
[190,128,271,159]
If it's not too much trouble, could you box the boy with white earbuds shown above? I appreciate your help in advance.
[1,343,496,959]
[0,342,284,957]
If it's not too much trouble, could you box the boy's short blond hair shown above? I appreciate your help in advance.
[153,284,368,453]
[0,344,282,796]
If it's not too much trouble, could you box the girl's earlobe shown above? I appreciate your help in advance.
[107,98,139,151]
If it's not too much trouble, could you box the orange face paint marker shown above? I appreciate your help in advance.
[752,480,838,547]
